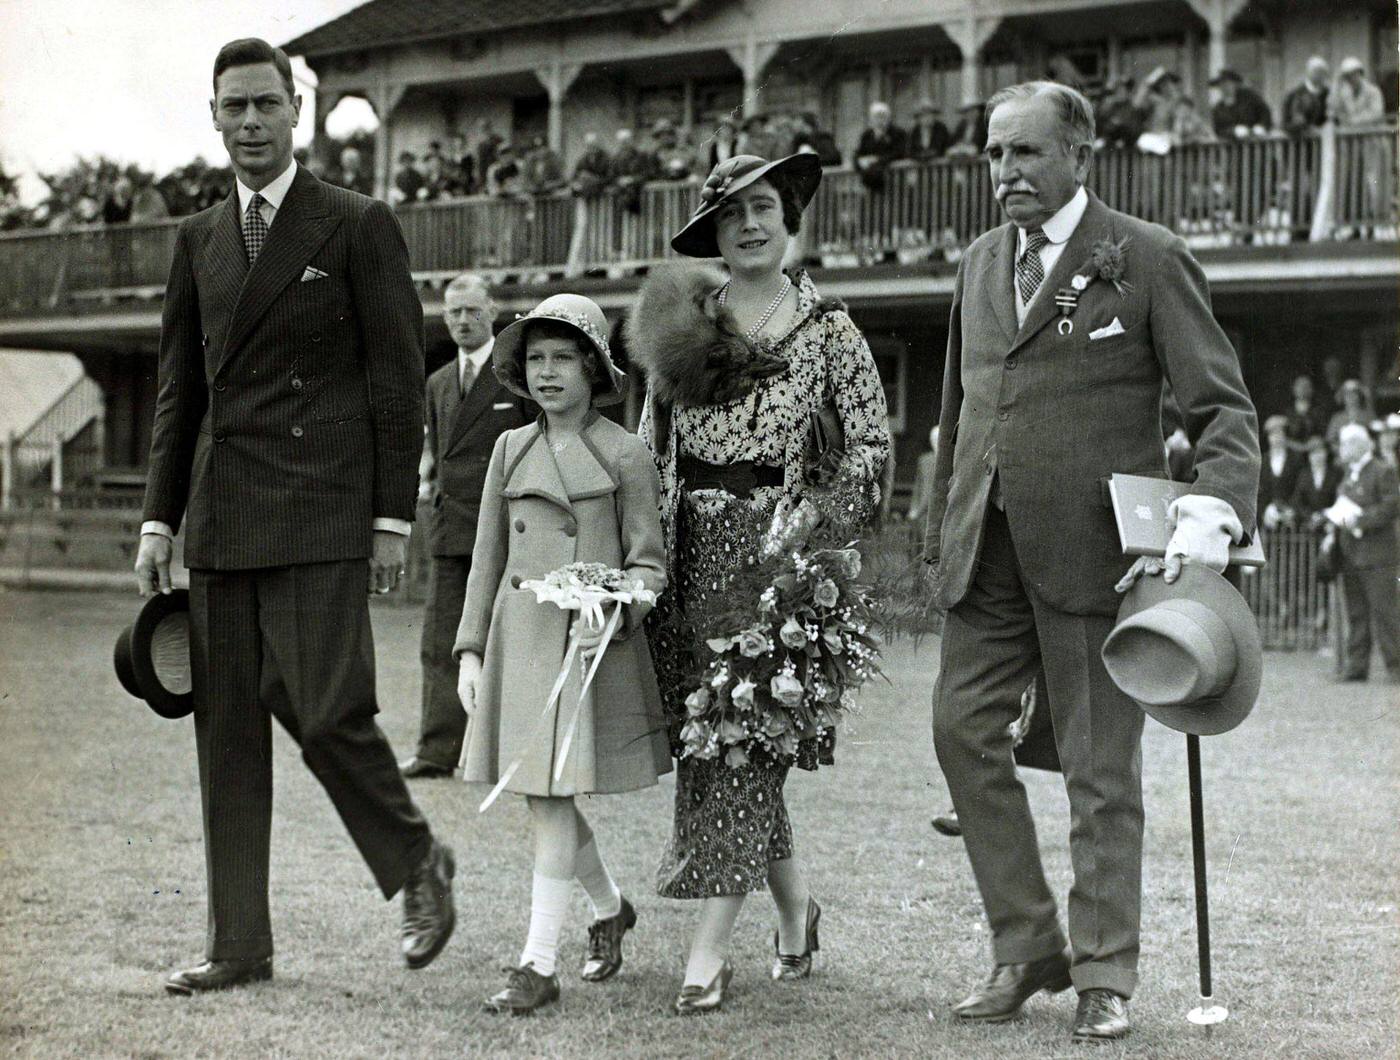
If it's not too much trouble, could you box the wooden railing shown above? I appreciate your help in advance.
[0,127,1392,316]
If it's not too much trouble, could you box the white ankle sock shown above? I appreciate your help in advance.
[519,873,572,977]
[575,838,622,920]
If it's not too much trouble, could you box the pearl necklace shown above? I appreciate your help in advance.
[719,275,791,341]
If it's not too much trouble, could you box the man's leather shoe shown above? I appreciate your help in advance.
[931,810,962,837]
[164,957,272,995]
[953,949,1072,1022]
[483,964,560,1015]
[1071,988,1130,1042]
[399,757,453,779]
[401,840,455,969]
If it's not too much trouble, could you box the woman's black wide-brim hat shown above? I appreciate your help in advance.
[114,589,194,719]
[670,152,823,259]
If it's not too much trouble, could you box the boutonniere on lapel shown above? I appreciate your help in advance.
[1053,237,1133,336]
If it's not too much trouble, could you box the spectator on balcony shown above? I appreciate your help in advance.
[1333,58,1389,235]
[101,176,135,225]
[611,128,655,214]
[854,101,908,192]
[130,177,170,224]
[391,151,424,206]
[570,132,613,199]
[1290,436,1342,526]
[1283,57,1331,137]
[945,100,987,157]
[1327,379,1374,451]
[331,146,373,196]
[652,119,696,182]
[909,100,951,160]
[1333,57,1386,127]
[793,111,842,167]
[1170,96,1217,147]
[486,141,523,198]
[1135,67,1182,137]
[737,113,779,159]
[1374,413,1400,470]
[1284,373,1328,449]
[475,120,503,180]
[1331,422,1400,684]
[444,134,476,196]
[1209,69,1271,140]
[707,116,739,169]
[1096,77,1144,149]
[522,136,566,196]
[1260,415,1302,530]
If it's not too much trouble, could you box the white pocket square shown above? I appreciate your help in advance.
[1089,317,1126,340]
[492,402,513,410]
[300,266,328,282]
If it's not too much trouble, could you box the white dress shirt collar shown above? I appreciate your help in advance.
[458,336,494,388]
[1017,184,1089,255]
[235,160,298,219]
[1348,452,1373,480]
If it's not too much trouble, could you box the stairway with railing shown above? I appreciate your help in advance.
[0,126,1392,316]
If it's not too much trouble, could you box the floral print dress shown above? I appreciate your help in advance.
[641,269,888,899]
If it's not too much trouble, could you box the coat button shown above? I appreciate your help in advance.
[1005,357,1017,370]
[292,378,303,390]
[214,382,226,392]
[291,426,304,438]
[311,333,322,343]
[563,520,578,537]
[510,575,522,589]
[213,432,225,443]
[997,410,1009,422]
[514,518,526,532]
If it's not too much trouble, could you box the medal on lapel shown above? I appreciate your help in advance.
[1054,286,1079,335]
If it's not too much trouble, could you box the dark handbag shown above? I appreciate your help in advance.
[804,401,844,486]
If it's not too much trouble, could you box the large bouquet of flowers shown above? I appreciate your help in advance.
[678,500,883,768]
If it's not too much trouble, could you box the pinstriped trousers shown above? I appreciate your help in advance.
[188,561,432,961]
[932,506,1146,999]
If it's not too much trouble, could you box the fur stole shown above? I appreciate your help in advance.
[626,264,847,408]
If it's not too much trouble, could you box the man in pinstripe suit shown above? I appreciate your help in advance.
[134,38,455,994]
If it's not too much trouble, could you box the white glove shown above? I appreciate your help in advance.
[1164,494,1243,578]
[457,652,483,717]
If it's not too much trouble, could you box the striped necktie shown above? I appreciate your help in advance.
[243,193,269,265]
[1016,228,1049,305]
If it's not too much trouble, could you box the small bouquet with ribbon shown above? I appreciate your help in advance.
[678,504,882,768]
[477,562,656,812]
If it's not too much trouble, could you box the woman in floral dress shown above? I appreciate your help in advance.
[629,153,889,1013]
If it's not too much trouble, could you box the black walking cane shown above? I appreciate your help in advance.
[1185,733,1228,1029]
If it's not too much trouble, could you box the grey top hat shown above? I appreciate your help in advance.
[1101,564,1262,736]
[492,293,627,407]
[670,153,822,259]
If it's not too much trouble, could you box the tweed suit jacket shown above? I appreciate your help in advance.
[142,166,425,570]
[1336,457,1399,569]
[423,357,532,557]
[923,191,1259,616]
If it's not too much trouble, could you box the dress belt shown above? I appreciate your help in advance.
[677,455,784,498]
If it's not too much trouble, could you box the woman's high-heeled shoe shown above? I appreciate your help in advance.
[771,897,821,981]
[673,961,733,1015]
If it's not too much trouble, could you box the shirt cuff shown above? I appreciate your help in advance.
[372,518,412,536]
[140,521,175,539]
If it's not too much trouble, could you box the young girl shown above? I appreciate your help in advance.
[454,293,671,1015]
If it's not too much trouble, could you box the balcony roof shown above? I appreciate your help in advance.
[283,0,687,58]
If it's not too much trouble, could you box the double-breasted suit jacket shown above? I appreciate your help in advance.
[424,358,532,557]
[454,413,672,797]
[924,192,1260,616]
[143,165,424,568]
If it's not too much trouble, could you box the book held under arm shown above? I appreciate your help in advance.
[1107,473,1265,567]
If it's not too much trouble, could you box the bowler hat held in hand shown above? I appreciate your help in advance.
[113,589,194,719]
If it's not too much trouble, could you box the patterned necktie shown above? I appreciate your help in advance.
[459,357,475,398]
[243,192,269,266]
[1016,228,1049,305]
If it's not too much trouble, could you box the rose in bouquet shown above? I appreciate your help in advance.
[678,500,882,768]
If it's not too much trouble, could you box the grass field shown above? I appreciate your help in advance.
[0,588,1395,1059]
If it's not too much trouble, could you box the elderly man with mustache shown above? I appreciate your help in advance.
[922,82,1259,1043]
